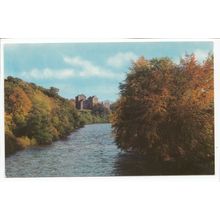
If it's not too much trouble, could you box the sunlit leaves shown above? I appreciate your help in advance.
[5,77,83,155]
[112,55,214,165]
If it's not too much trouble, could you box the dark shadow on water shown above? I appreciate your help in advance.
[113,152,214,176]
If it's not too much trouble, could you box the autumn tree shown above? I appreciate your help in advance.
[6,86,32,136]
[167,54,214,163]
[112,55,214,168]
[4,77,85,155]
[5,76,109,156]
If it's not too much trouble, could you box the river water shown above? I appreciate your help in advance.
[6,123,207,177]
[6,123,153,177]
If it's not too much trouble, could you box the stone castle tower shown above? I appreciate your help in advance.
[75,94,99,110]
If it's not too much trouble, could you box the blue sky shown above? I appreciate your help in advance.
[4,41,213,101]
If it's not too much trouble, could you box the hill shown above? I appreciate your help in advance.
[5,76,110,156]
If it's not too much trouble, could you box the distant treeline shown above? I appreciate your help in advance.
[5,76,110,156]
[112,54,214,174]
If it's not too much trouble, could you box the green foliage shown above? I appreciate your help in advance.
[26,106,53,144]
[5,76,85,155]
[44,86,60,97]
[79,108,109,124]
[92,103,110,121]
[5,76,111,156]
[112,55,214,169]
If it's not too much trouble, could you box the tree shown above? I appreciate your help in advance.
[6,86,32,136]
[26,106,53,144]
[92,103,110,117]
[112,55,214,166]
[48,87,59,97]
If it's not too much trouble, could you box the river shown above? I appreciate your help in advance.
[6,123,207,177]
[6,123,153,177]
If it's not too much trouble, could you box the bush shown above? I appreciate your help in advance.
[16,136,31,149]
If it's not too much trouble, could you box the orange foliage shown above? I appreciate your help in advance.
[112,55,214,165]
[8,87,32,115]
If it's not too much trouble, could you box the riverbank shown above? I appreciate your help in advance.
[5,122,111,157]
[5,125,80,157]
[5,76,111,156]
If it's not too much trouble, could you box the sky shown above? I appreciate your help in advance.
[4,41,213,102]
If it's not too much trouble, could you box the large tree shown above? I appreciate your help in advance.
[112,55,214,165]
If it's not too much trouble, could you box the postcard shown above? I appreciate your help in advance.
[2,40,214,177]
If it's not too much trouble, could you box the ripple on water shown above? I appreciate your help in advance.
[6,124,122,177]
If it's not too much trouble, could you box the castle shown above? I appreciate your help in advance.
[75,94,110,110]
[75,94,98,110]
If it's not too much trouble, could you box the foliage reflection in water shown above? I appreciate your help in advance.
[6,123,212,177]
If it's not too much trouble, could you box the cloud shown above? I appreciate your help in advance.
[194,49,210,63]
[107,52,138,68]
[64,56,122,79]
[20,68,76,80]
[173,49,210,64]
[14,56,126,81]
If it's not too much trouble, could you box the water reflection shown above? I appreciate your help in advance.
[113,152,214,176]
[5,123,213,177]
[113,152,166,176]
